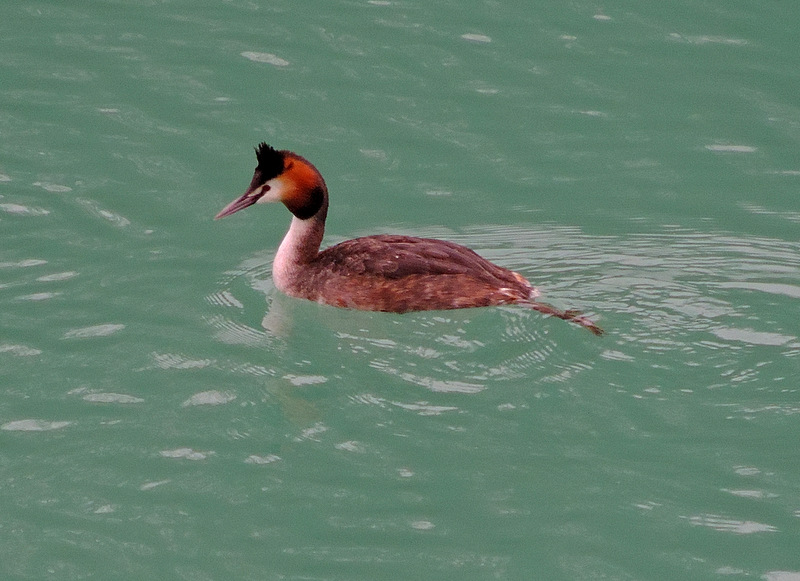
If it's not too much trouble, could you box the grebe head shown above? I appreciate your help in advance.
[215,142,327,220]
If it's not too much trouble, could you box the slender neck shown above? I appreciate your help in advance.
[276,210,326,265]
[272,195,328,293]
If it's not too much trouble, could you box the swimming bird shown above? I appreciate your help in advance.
[215,143,602,335]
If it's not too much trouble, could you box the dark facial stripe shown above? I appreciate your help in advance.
[286,185,324,220]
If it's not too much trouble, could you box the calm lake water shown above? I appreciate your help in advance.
[2,1,799,579]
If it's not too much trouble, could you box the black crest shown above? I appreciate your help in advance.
[254,142,285,181]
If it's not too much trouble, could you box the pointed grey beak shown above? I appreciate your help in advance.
[214,187,263,219]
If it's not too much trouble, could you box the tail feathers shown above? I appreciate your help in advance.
[523,301,604,336]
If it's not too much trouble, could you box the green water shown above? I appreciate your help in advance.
[2,1,800,579]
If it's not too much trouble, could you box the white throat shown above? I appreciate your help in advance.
[272,216,323,293]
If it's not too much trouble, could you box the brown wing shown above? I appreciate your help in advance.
[315,235,529,290]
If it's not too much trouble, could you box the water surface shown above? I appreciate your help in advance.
[2,1,800,579]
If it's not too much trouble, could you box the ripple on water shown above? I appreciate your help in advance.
[0,258,48,268]
[0,203,50,216]
[244,454,281,465]
[369,358,486,394]
[240,51,290,66]
[717,281,800,299]
[208,227,593,395]
[711,327,796,347]
[149,352,214,370]
[208,225,798,397]
[460,33,492,43]
[668,33,749,46]
[32,181,72,192]
[206,290,244,309]
[81,392,145,404]
[763,572,800,581]
[2,419,72,431]
[181,390,237,407]
[160,448,214,460]
[36,271,79,282]
[284,375,328,387]
[390,401,460,416]
[0,343,43,357]
[205,314,275,347]
[75,197,131,228]
[705,144,757,153]
[685,513,777,534]
[16,292,61,301]
[62,323,125,339]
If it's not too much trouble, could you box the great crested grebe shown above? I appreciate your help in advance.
[215,143,602,335]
